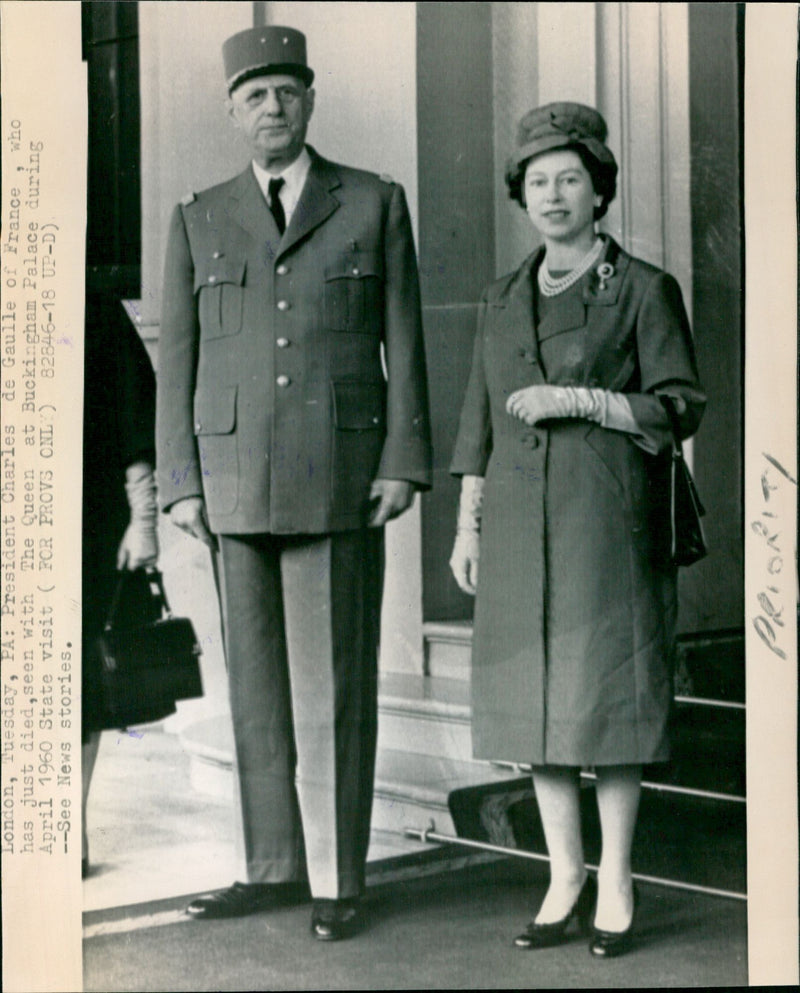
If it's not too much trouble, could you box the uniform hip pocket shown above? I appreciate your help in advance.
[193,385,239,515]
[330,380,386,516]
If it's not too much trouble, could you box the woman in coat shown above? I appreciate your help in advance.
[449,102,705,957]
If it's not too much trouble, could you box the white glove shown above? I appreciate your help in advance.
[449,475,484,596]
[506,384,607,426]
[117,462,159,570]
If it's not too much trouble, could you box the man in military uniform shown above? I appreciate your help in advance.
[156,25,431,941]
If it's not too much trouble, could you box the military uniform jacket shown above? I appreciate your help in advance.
[156,148,432,534]
[450,237,706,766]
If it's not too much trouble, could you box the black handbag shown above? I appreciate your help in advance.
[97,568,203,728]
[660,396,708,567]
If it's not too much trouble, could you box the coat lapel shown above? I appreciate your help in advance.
[496,251,539,349]
[225,166,278,243]
[581,236,629,307]
[278,150,341,257]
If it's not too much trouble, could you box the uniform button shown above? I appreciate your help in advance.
[352,266,360,276]
[277,299,290,311]
[208,275,217,284]
[212,251,223,259]
[276,337,290,348]
[276,264,289,276]
[372,416,380,425]
[195,421,202,432]
[276,375,291,387]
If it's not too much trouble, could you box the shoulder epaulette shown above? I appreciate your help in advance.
[379,173,395,185]
[180,192,197,206]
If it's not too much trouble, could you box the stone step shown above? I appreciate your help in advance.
[372,748,522,840]
[423,620,472,680]
[423,623,746,699]
[179,710,520,851]
[377,672,472,760]
[365,828,435,863]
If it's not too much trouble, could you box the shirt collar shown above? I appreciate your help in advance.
[252,147,312,215]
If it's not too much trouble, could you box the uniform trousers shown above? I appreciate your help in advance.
[216,528,384,900]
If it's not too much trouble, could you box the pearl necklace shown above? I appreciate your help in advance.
[538,238,605,297]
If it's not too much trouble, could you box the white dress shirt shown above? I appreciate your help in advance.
[252,147,312,230]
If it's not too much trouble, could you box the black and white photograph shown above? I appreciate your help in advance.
[1,2,798,990]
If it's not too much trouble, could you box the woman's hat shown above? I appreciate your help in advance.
[223,26,315,94]
[505,102,617,182]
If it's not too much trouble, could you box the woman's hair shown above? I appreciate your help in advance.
[507,142,618,221]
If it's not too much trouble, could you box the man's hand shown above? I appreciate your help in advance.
[169,496,217,550]
[368,479,414,527]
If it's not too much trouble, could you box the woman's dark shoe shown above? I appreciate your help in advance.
[588,885,639,958]
[513,874,597,949]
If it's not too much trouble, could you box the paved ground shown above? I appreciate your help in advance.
[82,724,749,990]
[83,858,748,991]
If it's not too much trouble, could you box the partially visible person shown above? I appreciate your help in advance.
[449,102,705,958]
[82,295,159,878]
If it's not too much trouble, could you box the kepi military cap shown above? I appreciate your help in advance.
[505,101,616,184]
[223,26,314,93]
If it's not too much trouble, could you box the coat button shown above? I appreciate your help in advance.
[352,266,360,276]
[212,251,223,259]
[208,275,217,284]
[195,421,202,432]
[277,299,290,311]
[276,264,289,276]
[276,375,291,387]
[276,337,290,348]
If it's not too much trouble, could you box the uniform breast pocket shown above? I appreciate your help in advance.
[324,251,384,334]
[194,258,246,339]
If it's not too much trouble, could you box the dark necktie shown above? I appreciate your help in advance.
[268,177,286,235]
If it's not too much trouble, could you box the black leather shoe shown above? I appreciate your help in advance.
[514,875,597,949]
[310,898,362,941]
[588,885,639,958]
[186,881,310,920]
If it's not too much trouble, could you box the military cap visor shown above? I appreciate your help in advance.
[223,26,315,94]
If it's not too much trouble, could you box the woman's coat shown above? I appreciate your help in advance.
[450,236,705,766]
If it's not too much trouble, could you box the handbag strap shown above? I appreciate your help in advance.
[146,568,173,618]
[104,568,171,631]
[659,395,684,457]
[660,394,706,518]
